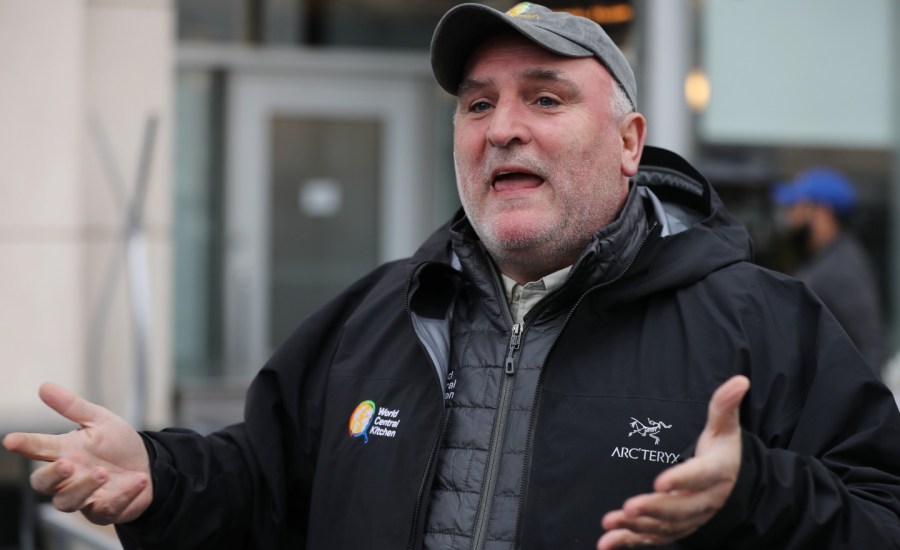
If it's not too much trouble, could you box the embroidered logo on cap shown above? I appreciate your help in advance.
[507,3,536,18]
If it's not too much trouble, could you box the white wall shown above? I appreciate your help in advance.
[0,0,174,431]
[700,0,892,148]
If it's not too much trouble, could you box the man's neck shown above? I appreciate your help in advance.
[501,266,573,323]
[499,258,576,286]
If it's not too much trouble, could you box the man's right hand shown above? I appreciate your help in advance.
[2,382,153,525]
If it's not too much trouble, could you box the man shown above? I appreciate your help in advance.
[772,167,886,373]
[5,3,900,549]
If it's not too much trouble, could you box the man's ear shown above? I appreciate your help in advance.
[620,112,647,177]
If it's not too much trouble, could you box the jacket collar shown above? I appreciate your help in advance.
[407,145,753,320]
[441,182,655,324]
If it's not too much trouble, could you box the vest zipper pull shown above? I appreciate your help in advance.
[504,322,523,375]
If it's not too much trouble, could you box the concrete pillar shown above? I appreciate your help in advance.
[82,0,174,429]
[0,0,88,431]
[0,0,174,430]
[642,0,694,160]
[890,0,900,357]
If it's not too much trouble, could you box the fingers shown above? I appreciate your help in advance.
[30,460,77,495]
[620,489,716,524]
[704,375,750,437]
[654,453,723,493]
[602,493,707,535]
[3,432,61,462]
[5,384,118,462]
[3,383,106,462]
[82,472,150,525]
[50,467,109,513]
[31,460,109,513]
[654,375,748,494]
[599,491,714,550]
[29,460,151,525]
[597,528,660,550]
[39,382,106,426]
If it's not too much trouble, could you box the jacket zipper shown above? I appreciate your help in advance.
[471,321,523,550]
[513,221,659,542]
[407,411,448,550]
[504,322,523,374]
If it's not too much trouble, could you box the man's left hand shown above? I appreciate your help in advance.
[597,375,750,549]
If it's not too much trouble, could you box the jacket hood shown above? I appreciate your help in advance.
[604,145,753,305]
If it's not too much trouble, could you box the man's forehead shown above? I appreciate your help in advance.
[466,33,582,67]
[461,36,612,87]
[457,67,578,97]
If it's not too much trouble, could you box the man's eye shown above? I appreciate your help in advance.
[469,101,492,113]
[536,96,559,107]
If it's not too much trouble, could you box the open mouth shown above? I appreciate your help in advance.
[495,171,526,181]
[493,170,544,191]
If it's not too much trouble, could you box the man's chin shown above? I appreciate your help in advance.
[489,221,546,243]
[480,225,551,258]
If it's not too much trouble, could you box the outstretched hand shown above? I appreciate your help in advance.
[2,382,153,525]
[597,375,750,550]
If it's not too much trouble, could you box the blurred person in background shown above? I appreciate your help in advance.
[772,167,886,374]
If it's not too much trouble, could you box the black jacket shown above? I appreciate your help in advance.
[118,146,900,549]
[794,233,885,372]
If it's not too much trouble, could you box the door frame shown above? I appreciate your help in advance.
[193,47,435,376]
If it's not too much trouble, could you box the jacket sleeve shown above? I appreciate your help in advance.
[687,278,900,549]
[114,425,262,549]
[113,348,328,549]
[114,263,398,549]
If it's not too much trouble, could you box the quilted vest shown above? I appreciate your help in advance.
[422,280,565,550]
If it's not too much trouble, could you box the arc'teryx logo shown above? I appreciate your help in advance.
[611,416,680,464]
[628,417,672,445]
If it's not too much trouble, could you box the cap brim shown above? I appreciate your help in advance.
[430,3,592,95]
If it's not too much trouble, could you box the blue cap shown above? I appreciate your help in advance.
[772,167,857,214]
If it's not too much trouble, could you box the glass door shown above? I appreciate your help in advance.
[269,116,380,346]
[224,64,433,377]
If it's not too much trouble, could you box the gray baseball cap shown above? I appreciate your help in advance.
[430,2,637,109]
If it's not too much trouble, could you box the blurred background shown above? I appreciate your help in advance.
[0,0,897,547]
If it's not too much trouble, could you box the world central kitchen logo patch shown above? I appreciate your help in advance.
[348,400,401,444]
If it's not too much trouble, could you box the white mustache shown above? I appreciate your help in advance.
[483,151,548,181]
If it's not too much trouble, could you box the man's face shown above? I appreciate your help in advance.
[783,201,817,255]
[785,201,815,229]
[453,34,636,281]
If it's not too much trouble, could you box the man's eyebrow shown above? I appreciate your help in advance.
[520,68,580,94]
[457,68,581,97]
[457,76,493,97]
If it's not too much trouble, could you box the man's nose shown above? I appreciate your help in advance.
[486,101,530,148]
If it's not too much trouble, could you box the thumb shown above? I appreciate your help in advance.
[38,382,107,426]
[704,375,750,437]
